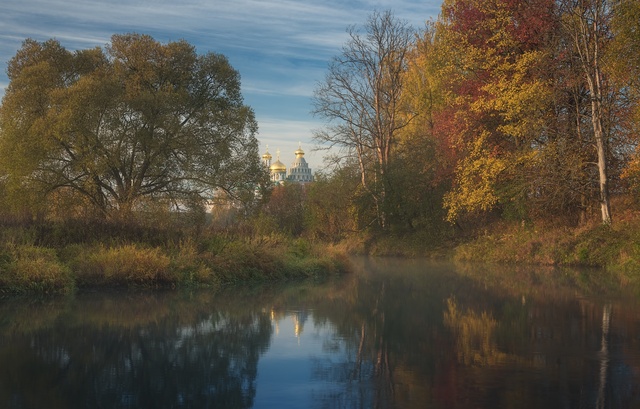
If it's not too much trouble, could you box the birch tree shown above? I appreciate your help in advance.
[560,0,614,224]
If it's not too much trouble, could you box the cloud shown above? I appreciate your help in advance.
[0,0,442,170]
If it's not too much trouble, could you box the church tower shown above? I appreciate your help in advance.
[269,149,287,184]
[262,145,272,168]
[287,143,313,183]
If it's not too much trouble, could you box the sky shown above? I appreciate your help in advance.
[0,0,442,171]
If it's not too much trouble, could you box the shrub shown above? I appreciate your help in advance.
[1,244,73,294]
[169,239,217,286]
[74,244,173,286]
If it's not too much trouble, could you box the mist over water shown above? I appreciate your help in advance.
[1,257,639,408]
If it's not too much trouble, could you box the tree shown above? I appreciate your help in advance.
[0,34,263,221]
[611,0,640,195]
[434,0,558,223]
[387,23,454,233]
[312,10,415,230]
[262,183,306,237]
[304,167,359,241]
[559,0,615,224]
[610,1,640,101]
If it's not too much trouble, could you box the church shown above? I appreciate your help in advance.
[262,144,313,184]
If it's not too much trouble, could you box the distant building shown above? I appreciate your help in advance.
[262,144,313,185]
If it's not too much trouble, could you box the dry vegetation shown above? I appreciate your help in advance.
[0,220,350,294]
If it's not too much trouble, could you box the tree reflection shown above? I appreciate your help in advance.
[0,292,272,409]
[1,259,640,409]
[290,258,640,409]
[596,303,611,409]
[443,297,508,366]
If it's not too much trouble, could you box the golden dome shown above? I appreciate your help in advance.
[262,145,273,160]
[270,160,286,172]
[294,142,305,157]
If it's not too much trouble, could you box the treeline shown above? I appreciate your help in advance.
[307,1,640,242]
[2,1,640,276]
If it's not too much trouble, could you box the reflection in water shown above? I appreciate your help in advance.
[1,258,640,408]
[0,292,273,408]
[597,304,611,409]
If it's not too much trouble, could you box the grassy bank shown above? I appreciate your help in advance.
[451,219,640,273]
[0,222,350,295]
[333,209,640,289]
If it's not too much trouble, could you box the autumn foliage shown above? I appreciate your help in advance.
[395,0,638,228]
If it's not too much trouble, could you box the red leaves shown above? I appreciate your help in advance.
[444,0,556,52]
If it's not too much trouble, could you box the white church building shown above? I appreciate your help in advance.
[262,144,313,184]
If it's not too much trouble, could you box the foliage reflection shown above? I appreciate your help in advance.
[1,259,640,409]
[0,291,272,408]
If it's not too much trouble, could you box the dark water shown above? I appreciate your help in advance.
[1,257,640,409]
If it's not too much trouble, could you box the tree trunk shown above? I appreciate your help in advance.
[586,15,612,225]
[567,0,613,225]
[592,98,612,224]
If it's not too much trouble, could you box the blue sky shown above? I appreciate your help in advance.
[1,0,442,171]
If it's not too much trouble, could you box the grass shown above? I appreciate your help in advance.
[325,197,640,292]
[73,244,174,286]
[0,222,351,294]
[443,216,640,293]
[449,220,630,267]
[0,244,74,294]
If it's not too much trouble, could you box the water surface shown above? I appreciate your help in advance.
[1,257,639,408]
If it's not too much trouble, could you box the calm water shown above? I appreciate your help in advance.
[1,257,640,409]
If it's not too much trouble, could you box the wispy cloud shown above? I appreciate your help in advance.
[0,0,442,168]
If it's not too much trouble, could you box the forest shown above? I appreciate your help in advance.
[304,0,640,270]
[0,0,639,292]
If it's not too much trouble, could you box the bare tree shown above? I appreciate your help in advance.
[560,0,614,224]
[312,10,415,229]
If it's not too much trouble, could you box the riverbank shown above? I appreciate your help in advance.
[332,212,640,289]
[0,222,351,295]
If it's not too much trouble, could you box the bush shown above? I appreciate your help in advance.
[74,244,173,286]
[169,239,217,286]
[1,244,73,294]
[0,223,352,293]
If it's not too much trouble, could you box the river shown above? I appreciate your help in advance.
[1,257,639,408]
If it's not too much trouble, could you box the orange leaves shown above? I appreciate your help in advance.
[423,0,560,222]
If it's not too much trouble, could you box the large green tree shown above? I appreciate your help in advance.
[0,34,263,220]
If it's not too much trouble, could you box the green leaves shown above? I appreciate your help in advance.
[0,34,261,220]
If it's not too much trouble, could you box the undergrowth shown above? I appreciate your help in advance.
[0,222,351,294]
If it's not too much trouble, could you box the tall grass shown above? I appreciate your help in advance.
[0,221,351,293]
[73,244,174,287]
[0,244,73,294]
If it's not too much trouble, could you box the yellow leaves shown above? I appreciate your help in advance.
[444,130,540,222]
[398,26,446,141]
[432,2,557,223]
[472,49,551,140]
[444,131,505,221]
